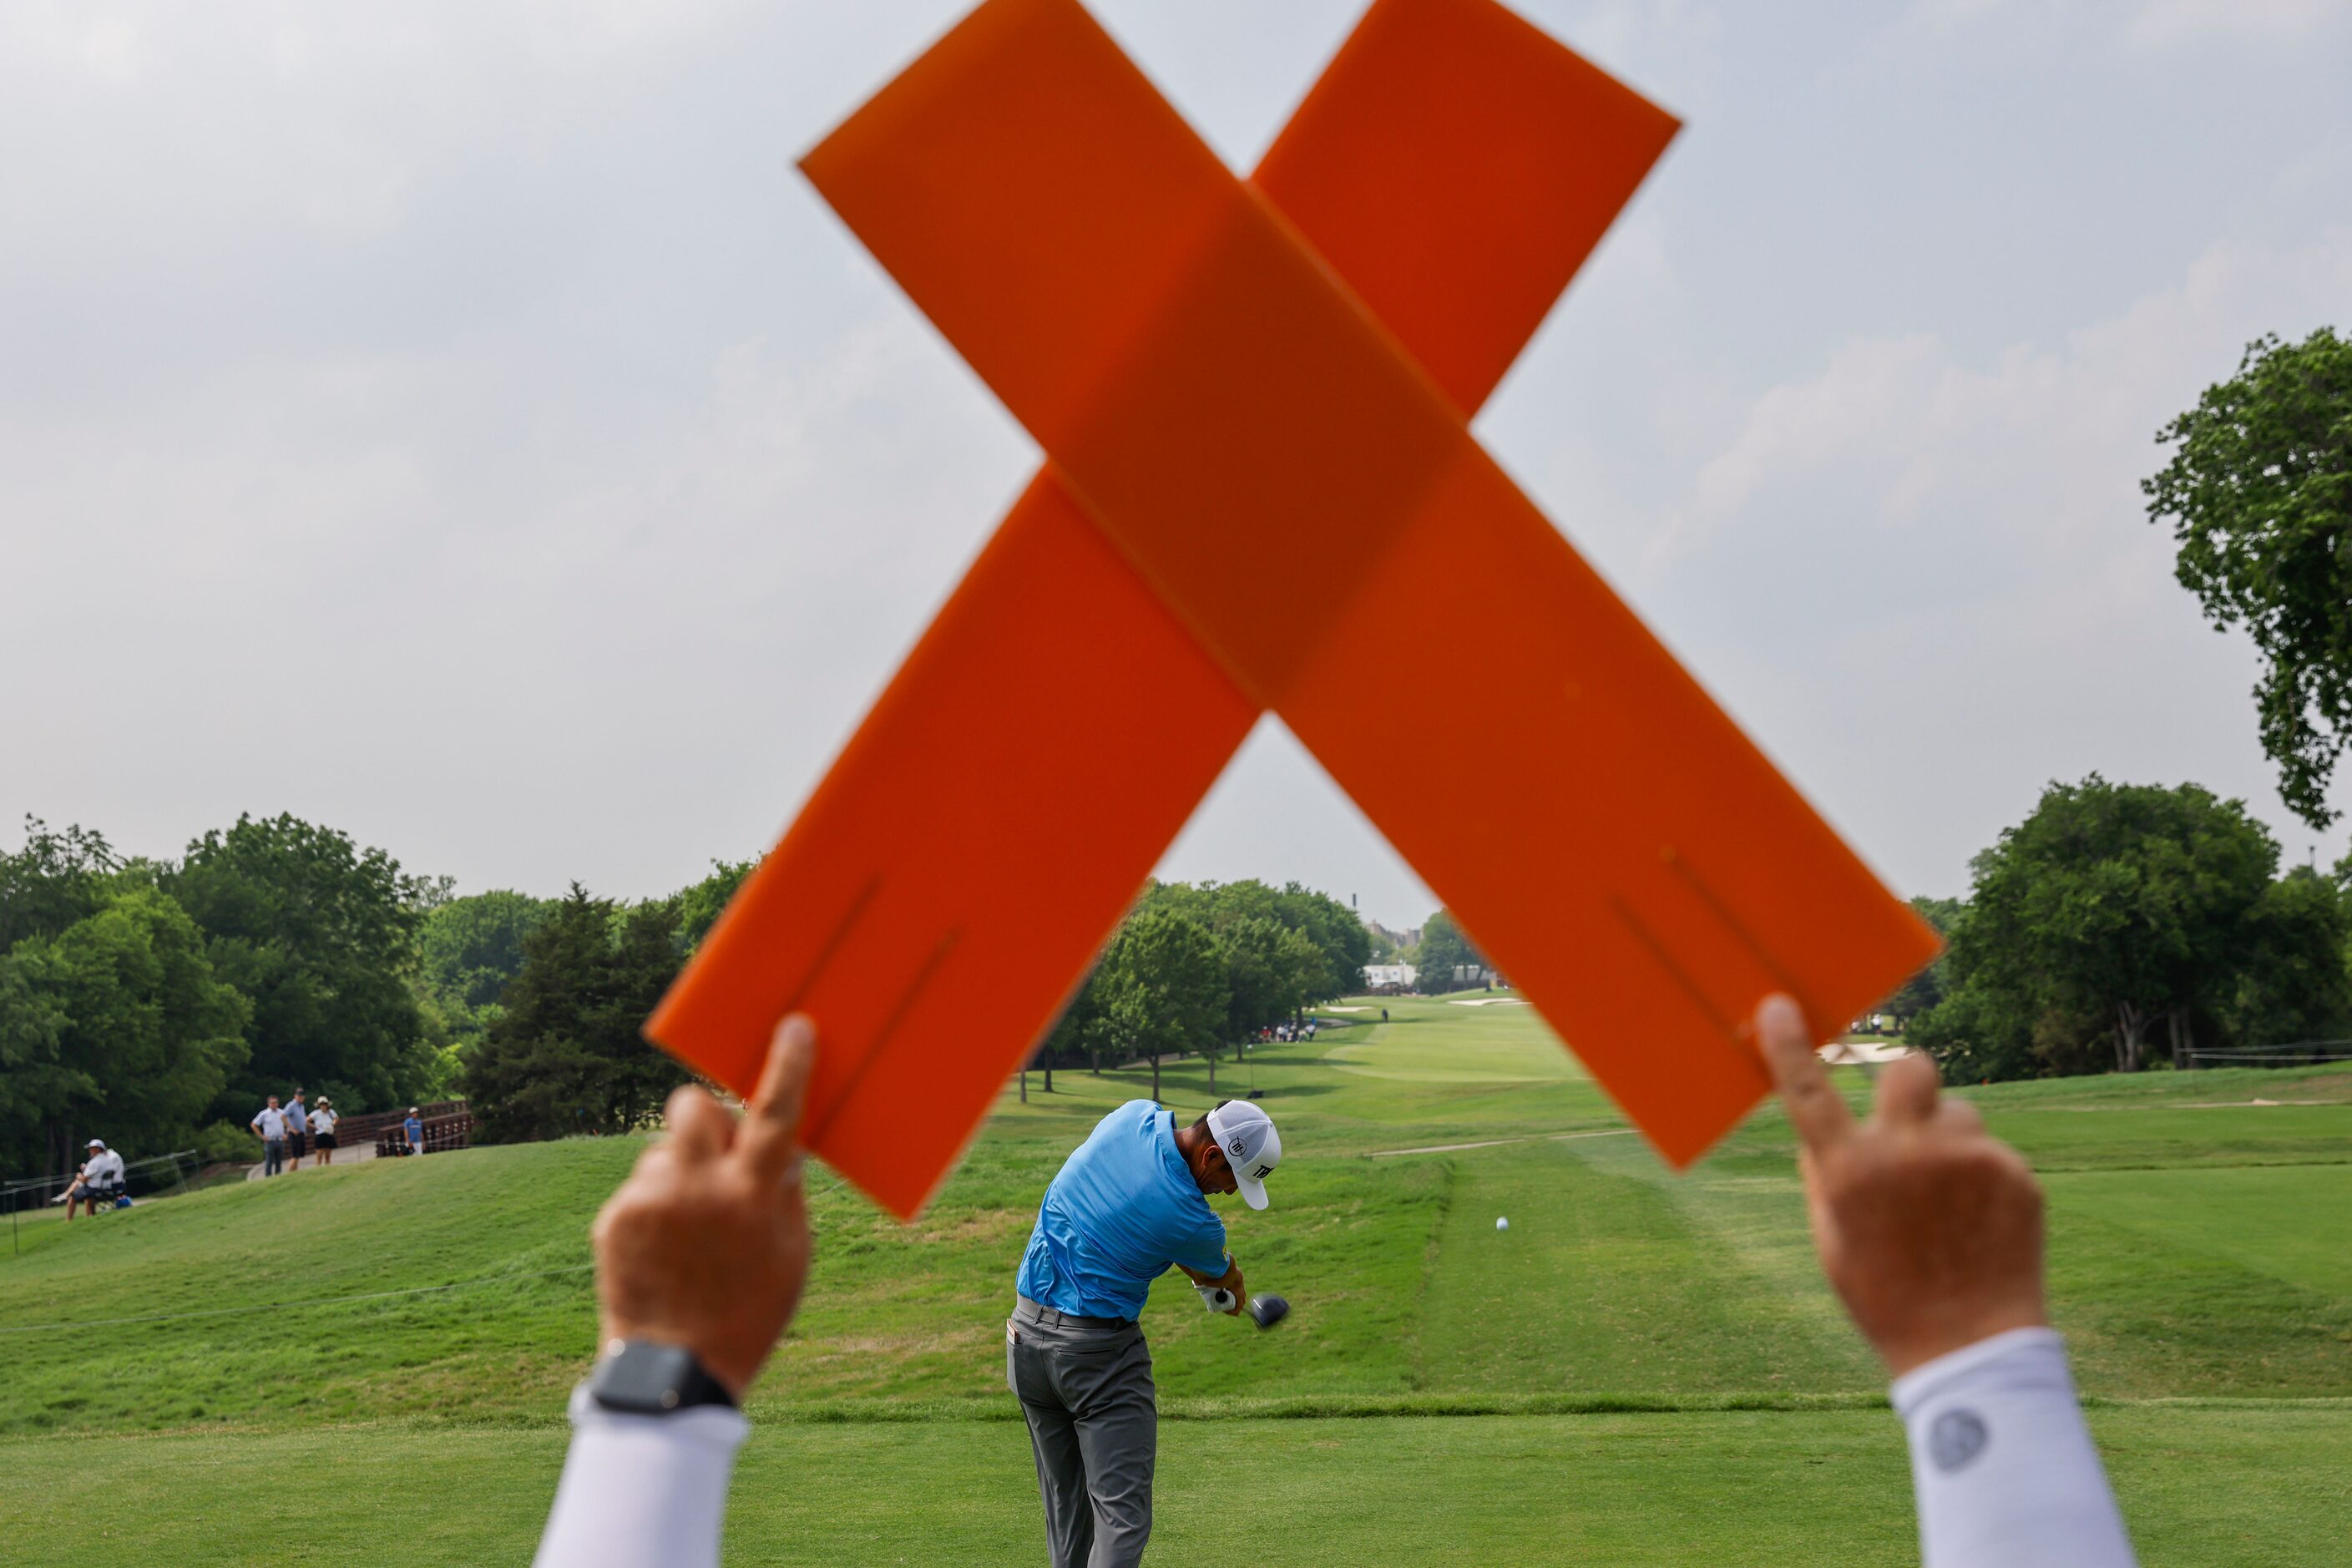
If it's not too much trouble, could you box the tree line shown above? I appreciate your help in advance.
[0,817,1373,1173]
[2,814,438,1178]
[1038,881,1369,1101]
[0,811,754,1179]
[1884,776,2350,1081]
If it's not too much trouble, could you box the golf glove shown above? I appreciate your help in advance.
[1196,1283,1236,1313]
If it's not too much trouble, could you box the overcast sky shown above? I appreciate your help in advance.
[5,0,2349,930]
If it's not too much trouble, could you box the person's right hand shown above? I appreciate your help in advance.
[1753,994,2048,1377]
[589,1016,818,1400]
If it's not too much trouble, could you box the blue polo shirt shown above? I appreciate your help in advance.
[1016,1100,1229,1320]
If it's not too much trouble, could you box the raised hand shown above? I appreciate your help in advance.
[590,1015,819,1399]
[1753,994,2048,1376]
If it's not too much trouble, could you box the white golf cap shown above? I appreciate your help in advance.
[87,1138,105,1149]
[1206,1101,1282,1210]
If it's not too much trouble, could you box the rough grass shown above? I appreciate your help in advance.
[2,996,2346,1562]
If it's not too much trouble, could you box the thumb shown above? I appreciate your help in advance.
[736,1014,817,1185]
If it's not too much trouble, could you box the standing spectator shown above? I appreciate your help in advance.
[405,1107,426,1156]
[310,1097,340,1165]
[252,1097,290,1176]
[285,1088,310,1171]
[60,1139,127,1220]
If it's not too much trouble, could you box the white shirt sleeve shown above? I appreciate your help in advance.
[1893,1327,2136,1568]
[533,1387,748,1568]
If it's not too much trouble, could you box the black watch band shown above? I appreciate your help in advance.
[585,1339,738,1416]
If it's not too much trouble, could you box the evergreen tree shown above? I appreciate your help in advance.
[463,888,690,1142]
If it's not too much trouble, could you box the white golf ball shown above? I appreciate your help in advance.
[1495,1216,1510,1232]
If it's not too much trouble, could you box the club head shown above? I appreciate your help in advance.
[1247,1292,1289,1329]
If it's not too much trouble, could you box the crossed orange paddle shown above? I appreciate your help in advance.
[648,0,1939,1219]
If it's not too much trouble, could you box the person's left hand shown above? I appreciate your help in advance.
[590,1016,819,1400]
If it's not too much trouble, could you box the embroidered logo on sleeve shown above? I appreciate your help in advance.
[1928,1408,1990,1473]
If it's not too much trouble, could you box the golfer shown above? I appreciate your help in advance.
[1008,1097,1281,1568]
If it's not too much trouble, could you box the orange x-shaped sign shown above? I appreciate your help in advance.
[649,0,1938,1219]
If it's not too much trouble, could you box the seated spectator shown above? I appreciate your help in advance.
[531,1002,2139,1568]
[404,1107,425,1156]
[251,1096,290,1176]
[61,1139,128,1220]
[311,1097,340,1165]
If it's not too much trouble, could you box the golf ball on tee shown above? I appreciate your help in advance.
[1495,1216,1510,1232]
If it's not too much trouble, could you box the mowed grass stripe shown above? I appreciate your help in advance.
[1413,1141,1871,1395]
[2044,1165,2352,1298]
[8,1406,2347,1567]
[1570,1131,1884,1390]
[2046,1181,2352,1400]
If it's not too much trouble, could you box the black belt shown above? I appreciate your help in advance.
[1014,1294,1135,1331]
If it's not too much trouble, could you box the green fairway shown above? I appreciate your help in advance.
[1319,999,1580,1084]
[8,1406,2348,1566]
[3,994,2347,1561]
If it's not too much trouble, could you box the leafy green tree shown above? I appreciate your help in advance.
[411,888,559,1090]
[462,888,690,1142]
[1415,909,1485,994]
[0,948,73,1176]
[164,813,432,1115]
[1140,879,1368,1002]
[672,859,756,952]
[1210,915,1319,1089]
[0,885,248,1178]
[1880,896,1963,1028]
[417,891,557,1015]
[1913,778,2276,1080]
[1277,882,1372,999]
[2223,866,2352,1050]
[0,818,119,952]
[2146,327,2352,828]
[1039,968,1097,1080]
[1091,906,1226,1104]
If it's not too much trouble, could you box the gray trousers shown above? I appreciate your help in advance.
[1008,1296,1156,1568]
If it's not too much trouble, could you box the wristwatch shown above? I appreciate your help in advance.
[584,1339,737,1415]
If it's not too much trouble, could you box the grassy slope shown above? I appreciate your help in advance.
[3,997,2347,1562]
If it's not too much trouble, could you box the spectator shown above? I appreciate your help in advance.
[531,997,2142,1568]
[60,1139,127,1220]
[285,1088,310,1171]
[405,1107,425,1156]
[251,1096,290,1176]
[311,1097,340,1165]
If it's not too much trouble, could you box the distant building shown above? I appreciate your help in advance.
[1363,963,1417,992]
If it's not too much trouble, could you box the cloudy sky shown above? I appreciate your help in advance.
[4,0,2349,929]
